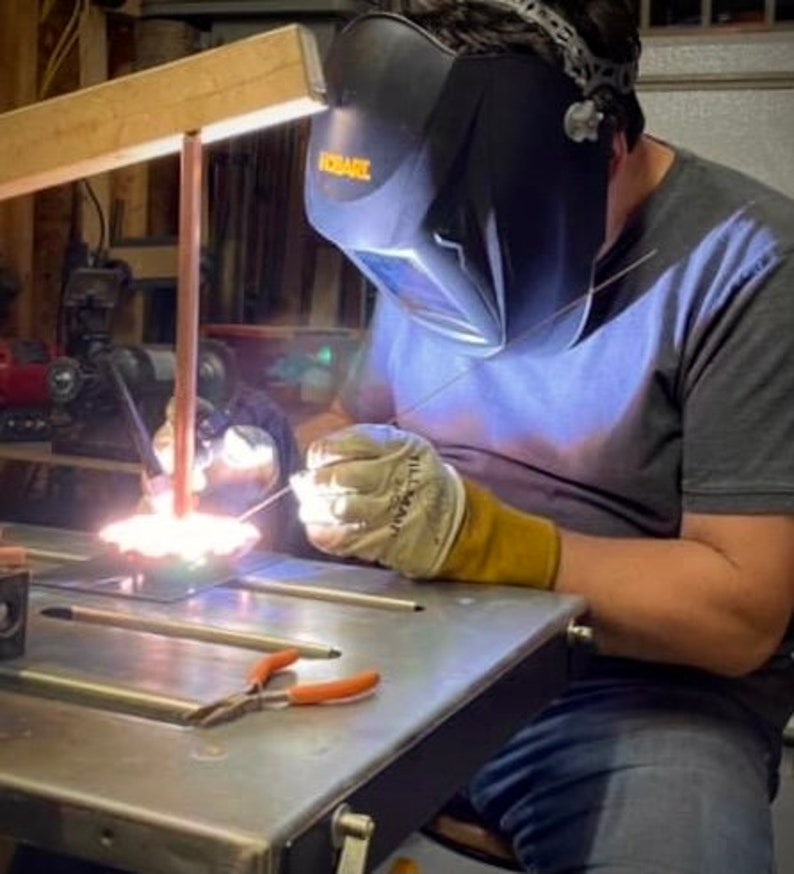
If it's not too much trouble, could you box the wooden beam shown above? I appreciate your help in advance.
[116,0,142,15]
[0,24,325,202]
[109,243,177,281]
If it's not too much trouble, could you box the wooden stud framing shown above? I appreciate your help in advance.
[79,4,111,254]
[0,0,38,335]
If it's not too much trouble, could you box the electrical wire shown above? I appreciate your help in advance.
[39,0,87,100]
[81,179,108,261]
[236,247,660,523]
[39,1,81,98]
[39,0,59,23]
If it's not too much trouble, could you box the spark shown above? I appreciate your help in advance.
[99,512,259,563]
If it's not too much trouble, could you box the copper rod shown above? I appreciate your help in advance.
[173,131,203,517]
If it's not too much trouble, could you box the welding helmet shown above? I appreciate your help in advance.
[304,2,638,356]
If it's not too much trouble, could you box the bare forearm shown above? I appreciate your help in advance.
[556,523,793,677]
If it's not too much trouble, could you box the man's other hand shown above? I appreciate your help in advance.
[149,397,280,514]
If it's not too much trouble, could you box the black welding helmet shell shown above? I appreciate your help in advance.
[304,11,613,356]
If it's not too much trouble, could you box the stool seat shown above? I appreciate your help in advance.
[422,797,521,871]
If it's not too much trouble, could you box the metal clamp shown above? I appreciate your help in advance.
[0,570,29,660]
[566,619,595,649]
[332,804,375,874]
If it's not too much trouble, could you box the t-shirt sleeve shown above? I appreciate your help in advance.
[682,250,794,513]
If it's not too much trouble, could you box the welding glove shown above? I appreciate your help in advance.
[149,395,282,517]
[153,397,278,486]
[291,424,561,587]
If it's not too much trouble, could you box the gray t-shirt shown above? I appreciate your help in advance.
[339,148,794,730]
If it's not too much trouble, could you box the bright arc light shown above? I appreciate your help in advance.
[99,512,260,562]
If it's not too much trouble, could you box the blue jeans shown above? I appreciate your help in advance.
[468,679,780,874]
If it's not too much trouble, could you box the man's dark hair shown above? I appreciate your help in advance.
[405,0,645,148]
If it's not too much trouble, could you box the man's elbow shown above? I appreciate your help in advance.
[709,622,789,678]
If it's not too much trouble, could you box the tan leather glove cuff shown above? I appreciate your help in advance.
[434,479,561,589]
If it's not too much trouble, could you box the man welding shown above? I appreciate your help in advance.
[153,0,794,870]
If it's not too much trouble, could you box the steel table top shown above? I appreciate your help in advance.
[0,523,586,874]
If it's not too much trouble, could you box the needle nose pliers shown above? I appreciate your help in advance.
[189,647,380,728]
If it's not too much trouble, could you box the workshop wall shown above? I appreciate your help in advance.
[0,1,147,346]
[0,2,369,346]
[639,29,794,199]
[0,1,369,531]
[0,3,144,530]
[0,2,44,340]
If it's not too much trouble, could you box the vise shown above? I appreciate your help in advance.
[0,570,29,659]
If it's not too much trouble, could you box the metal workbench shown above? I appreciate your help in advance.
[0,524,585,874]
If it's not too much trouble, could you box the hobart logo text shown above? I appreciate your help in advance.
[317,150,372,182]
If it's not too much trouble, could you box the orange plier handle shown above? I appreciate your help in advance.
[247,647,300,689]
[247,650,380,704]
[276,670,381,706]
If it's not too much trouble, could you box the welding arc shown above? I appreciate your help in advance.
[236,248,659,524]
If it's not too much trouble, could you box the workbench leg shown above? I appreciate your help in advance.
[5,845,124,874]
